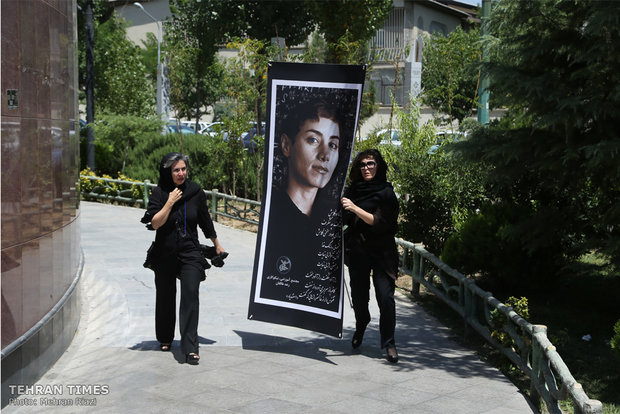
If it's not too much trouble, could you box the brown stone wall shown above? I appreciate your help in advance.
[1,0,80,392]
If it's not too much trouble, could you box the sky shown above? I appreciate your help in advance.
[457,0,482,6]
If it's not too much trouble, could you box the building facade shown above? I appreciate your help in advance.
[369,0,477,107]
[117,0,477,132]
[1,0,81,407]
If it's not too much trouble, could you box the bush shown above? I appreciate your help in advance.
[612,319,620,362]
[123,132,225,188]
[79,167,146,201]
[390,100,487,254]
[441,202,563,294]
[79,168,98,194]
[490,296,530,349]
[122,130,263,200]
[80,114,163,176]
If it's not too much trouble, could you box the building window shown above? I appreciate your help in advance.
[430,21,447,36]
[370,7,405,61]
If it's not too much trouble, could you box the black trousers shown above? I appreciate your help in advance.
[154,260,202,355]
[348,260,396,348]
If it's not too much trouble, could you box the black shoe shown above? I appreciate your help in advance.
[160,343,171,352]
[386,345,398,363]
[351,330,365,349]
[186,353,200,365]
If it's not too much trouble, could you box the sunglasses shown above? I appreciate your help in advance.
[359,161,377,170]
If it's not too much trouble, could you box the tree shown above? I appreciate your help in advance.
[377,100,488,255]
[167,43,226,123]
[166,0,247,124]
[308,0,393,64]
[93,14,155,117]
[77,0,114,105]
[421,26,481,125]
[454,0,620,277]
[242,1,315,49]
[77,1,153,117]
[138,32,159,89]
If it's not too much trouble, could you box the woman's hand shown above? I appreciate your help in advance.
[341,197,375,226]
[151,188,183,230]
[211,238,226,255]
[166,188,183,206]
[341,197,357,213]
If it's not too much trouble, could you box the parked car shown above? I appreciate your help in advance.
[167,124,197,135]
[427,131,465,155]
[376,128,402,147]
[241,122,266,154]
[179,120,206,133]
[201,122,226,137]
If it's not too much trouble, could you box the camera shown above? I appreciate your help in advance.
[200,244,229,267]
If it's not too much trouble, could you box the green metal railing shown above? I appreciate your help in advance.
[79,175,602,414]
[396,239,603,414]
[79,175,260,226]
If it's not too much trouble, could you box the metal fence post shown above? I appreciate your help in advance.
[211,189,218,222]
[530,324,546,412]
[463,279,476,339]
[143,180,150,206]
[411,250,421,295]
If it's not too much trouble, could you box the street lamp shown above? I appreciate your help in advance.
[133,2,164,123]
[477,0,491,125]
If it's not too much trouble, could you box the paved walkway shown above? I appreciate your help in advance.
[5,202,536,413]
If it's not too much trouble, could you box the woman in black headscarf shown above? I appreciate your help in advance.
[141,152,226,365]
[341,149,400,363]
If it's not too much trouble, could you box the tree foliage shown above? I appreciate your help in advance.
[308,0,393,64]
[421,26,481,124]
[137,32,159,88]
[166,0,247,123]
[93,14,155,117]
[167,44,226,122]
[451,0,620,279]
[77,1,154,117]
[242,0,315,47]
[361,99,488,255]
[82,114,162,176]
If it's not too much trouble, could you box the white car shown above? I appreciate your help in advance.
[428,131,466,154]
[201,122,225,137]
[376,128,401,147]
[181,120,211,134]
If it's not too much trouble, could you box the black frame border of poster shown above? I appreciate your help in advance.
[247,62,366,338]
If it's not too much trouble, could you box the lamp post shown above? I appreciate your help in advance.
[133,2,164,123]
[84,0,95,170]
[477,0,491,125]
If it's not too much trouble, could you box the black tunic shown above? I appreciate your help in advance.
[141,180,216,279]
[343,180,399,279]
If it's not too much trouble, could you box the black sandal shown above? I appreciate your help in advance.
[160,343,171,352]
[351,330,365,349]
[186,353,200,365]
[386,345,399,363]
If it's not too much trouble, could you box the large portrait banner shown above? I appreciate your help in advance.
[248,62,366,338]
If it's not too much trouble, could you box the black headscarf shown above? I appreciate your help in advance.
[158,152,190,192]
[141,152,200,229]
[345,148,392,199]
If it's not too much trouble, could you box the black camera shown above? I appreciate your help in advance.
[200,244,229,267]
